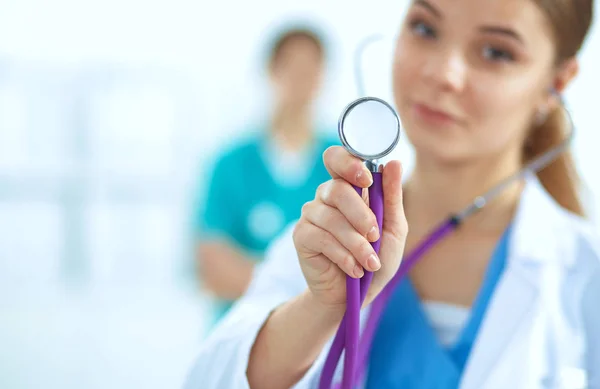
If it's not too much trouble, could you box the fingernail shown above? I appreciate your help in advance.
[368,254,381,271]
[367,226,379,242]
[356,169,373,187]
[354,264,365,278]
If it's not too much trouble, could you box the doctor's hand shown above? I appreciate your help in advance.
[293,146,408,312]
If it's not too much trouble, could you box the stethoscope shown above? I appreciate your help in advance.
[319,35,575,389]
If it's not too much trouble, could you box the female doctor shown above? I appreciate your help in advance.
[185,0,600,387]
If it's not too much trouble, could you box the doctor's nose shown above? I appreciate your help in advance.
[420,48,467,93]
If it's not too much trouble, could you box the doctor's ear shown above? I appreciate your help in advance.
[546,58,578,108]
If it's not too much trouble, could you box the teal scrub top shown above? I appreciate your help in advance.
[196,132,338,321]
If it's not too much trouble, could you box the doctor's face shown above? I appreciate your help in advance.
[392,0,558,165]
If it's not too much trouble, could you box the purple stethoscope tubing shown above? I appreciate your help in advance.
[343,177,384,389]
[353,217,457,385]
[320,175,384,389]
[319,211,457,389]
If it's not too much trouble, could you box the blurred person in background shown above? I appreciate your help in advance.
[194,23,338,327]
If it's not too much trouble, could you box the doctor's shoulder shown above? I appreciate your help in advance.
[549,202,600,305]
[558,208,600,278]
[551,208,600,388]
[205,133,264,176]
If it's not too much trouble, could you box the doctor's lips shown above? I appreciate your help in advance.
[413,102,459,126]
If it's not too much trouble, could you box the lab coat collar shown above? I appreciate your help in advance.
[508,173,569,266]
[460,174,571,388]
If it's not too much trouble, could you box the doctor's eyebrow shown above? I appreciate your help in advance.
[414,0,442,18]
[479,26,525,45]
[413,0,525,46]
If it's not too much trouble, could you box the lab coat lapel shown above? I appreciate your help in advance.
[459,176,563,389]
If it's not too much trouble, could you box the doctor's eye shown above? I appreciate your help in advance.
[409,19,437,39]
[482,45,515,62]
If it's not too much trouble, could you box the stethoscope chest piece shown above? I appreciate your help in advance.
[338,96,401,172]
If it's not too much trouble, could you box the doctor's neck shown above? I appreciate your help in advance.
[404,150,524,236]
[270,103,315,151]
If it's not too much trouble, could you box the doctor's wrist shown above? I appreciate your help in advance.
[247,289,345,388]
[300,289,346,328]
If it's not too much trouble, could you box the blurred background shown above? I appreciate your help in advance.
[0,0,598,388]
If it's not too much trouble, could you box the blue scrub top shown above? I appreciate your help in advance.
[195,132,338,322]
[365,225,512,388]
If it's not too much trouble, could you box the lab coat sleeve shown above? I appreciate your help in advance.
[182,223,334,389]
[582,262,600,388]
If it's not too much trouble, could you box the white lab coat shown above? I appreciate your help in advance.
[184,176,600,389]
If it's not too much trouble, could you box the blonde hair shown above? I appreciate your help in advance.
[524,108,584,216]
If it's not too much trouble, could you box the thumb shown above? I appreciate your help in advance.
[381,161,408,240]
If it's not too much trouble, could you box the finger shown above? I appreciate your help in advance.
[316,180,379,241]
[323,146,373,188]
[303,201,381,272]
[293,221,365,278]
[381,161,409,241]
